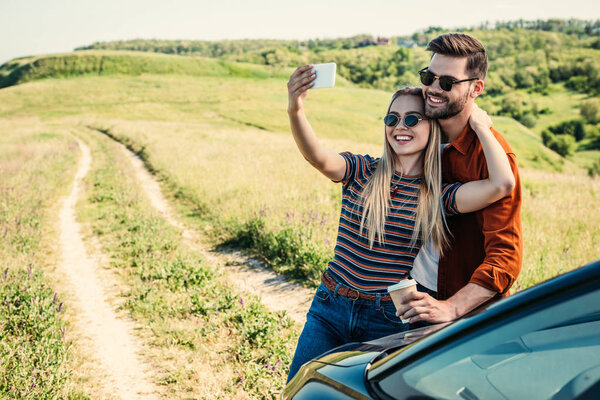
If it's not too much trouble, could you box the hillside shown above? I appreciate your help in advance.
[2,20,599,171]
[0,51,598,319]
[0,50,292,89]
[70,20,600,170]
[0,52,576,173]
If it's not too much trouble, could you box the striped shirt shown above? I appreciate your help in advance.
[326,152,461,293]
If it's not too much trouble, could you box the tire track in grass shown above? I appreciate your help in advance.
[58,139,159,399]
[107,132,314,325]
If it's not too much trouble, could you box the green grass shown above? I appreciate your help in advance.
[0,53,597,293]
[492,116,579,173]
[77,127,297,398]
[0,120,85,399]
[479,83,600,170]
[0,50,293,89]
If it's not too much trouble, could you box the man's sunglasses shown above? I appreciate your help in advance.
[383,113,425,128]
[418,68,478,91]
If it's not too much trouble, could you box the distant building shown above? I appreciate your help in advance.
[357,37,391,48]
[357,38,376,47]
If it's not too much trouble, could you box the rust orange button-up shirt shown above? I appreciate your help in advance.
[438,124,523,300]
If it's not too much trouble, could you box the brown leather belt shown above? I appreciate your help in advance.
[322,271,393,302]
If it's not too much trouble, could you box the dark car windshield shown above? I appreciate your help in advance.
[374,284,600,400]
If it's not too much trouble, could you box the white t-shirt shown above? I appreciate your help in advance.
[410,238,439,292]
[410,143,449,292]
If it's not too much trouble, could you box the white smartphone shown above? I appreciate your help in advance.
[311,62,336,89]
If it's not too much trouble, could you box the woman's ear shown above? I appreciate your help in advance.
[470,79,484,98]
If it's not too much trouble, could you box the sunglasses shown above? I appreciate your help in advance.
[383,113,425,128]
[418,68,478,91]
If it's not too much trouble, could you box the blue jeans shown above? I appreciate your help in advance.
[287,283,410,382]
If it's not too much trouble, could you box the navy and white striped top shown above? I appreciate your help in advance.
[326,152,461,293]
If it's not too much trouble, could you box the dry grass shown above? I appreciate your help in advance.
[518,168,600,289]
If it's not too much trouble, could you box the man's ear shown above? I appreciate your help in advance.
[470,79,484,98]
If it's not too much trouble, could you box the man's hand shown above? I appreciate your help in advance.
[395,291,458,324]
[396,283,498,324]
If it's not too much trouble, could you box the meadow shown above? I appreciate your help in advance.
[75,126,296,398]
[0,50,598,398]
[0,120,84,398]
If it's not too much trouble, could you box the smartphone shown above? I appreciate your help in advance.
[311,62,336,89]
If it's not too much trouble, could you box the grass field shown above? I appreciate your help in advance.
[0,52,599,398]
[76,127,296,398]
[0,120,85,399]
[0,55,597,288]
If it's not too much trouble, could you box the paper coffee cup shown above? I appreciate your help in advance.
[387,279,417,323]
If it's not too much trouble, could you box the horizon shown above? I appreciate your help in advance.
[1,0,600,65]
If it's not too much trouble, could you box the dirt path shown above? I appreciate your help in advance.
[58,139,159,399]
[117,141,314,325]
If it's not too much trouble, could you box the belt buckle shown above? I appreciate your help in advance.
[348,289,360,301]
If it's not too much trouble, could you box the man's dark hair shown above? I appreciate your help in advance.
[426,33,488,80]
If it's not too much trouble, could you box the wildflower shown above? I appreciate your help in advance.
[239,296,244,307]
[58,302,63,312]
[53,293,57,305]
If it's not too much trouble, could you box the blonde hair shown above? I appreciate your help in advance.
[359,87,449,254]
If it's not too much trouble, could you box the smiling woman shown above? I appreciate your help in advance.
[285,63,515,382]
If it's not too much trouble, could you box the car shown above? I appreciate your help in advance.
[282,259,600,400]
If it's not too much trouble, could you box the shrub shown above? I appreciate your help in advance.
[581,99,600,124]
[519,113,537,128]
[222,216,331,286]
[541,129,575,157]
[547,119,586,141]
[588,159,600,178]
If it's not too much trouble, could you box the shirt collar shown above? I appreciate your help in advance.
[445,124,475,156]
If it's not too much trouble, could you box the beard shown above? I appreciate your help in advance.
[424,89,469,120]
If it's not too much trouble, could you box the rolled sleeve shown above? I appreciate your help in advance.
[441,182,462,216]
[468,153,522,295]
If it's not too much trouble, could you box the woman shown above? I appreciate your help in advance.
[286,65,515,382]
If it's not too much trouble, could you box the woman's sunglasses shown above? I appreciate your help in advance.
[418,68,478,92]
[383,113,425,128]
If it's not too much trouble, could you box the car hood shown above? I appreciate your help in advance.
[283,324,450,399]
[313,323,451,368]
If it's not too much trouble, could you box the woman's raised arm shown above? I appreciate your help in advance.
[454,105,516,213]
[287,65,346,182]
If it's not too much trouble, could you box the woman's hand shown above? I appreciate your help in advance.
[287,65,316,114]
[469,103,492,133]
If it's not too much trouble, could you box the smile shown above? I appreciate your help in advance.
[394,135,413,142]
[426,93,447,106]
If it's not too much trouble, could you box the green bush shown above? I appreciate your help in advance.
[547,119,586,141]
[519,113,537,128]
[223,216,331,286]
[541,129,575,156]
[587,159,600,178]
[581,99,600,124]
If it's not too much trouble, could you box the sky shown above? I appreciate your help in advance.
[1,0,599,65]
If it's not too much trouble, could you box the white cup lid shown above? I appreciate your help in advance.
[387,279,417,293]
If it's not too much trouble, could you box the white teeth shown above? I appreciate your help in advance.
[429,96,444,103]
[395,135,412,141]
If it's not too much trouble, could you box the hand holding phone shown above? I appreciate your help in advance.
[311,63,336,89]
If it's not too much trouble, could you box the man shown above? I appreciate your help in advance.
[398,33,523,324]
